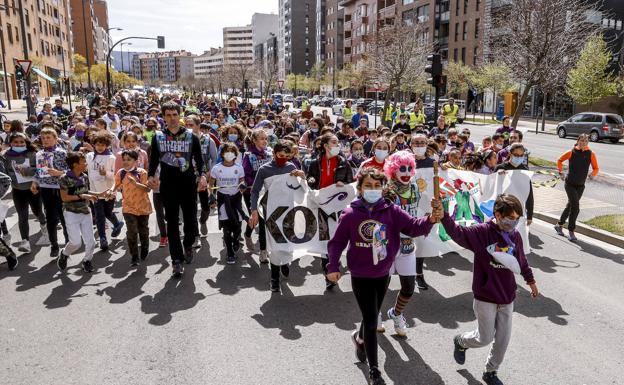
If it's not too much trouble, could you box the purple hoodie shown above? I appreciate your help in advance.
[242,145,272,186]
[440,214,535,305]
[327,198,434,278]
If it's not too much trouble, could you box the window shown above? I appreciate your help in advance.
[14,26,18,42]
[464,0,468,14]
[403,0,415,4]
[416,4,429,23]
[473,47,478,65]
[6,23,12,44]
[475,18,480,38]
[476,0,481,11]
[453,48,458,62]
[455,0,460,16]
[27,33,32,50]
[461,47,466,64]
[462,21,467,40]
[25,9,30,26]
[454,22,459,41]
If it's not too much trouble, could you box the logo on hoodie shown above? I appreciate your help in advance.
[358,219,382,243]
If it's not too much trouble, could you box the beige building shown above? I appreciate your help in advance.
[1,0,73,100]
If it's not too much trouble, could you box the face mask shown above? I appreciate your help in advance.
[498,217,520,233]
[265,128,274,136]
[228,134,238,142]
[374,149,388,161]
[362,189,383,204]
[413,147,427,157]
[311,127,319,133]
[495,143,503,150]
[75,131,85,139]
[275,157,288,167]
[352,150,364,159]
[11,146,27,153]
[329,146,341,157]
[510,156,524,167]
[223,152,236,162]
[211,124,218,130]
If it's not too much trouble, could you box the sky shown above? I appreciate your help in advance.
[107,0,279,55]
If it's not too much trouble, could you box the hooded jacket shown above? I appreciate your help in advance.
[327,198,434,278]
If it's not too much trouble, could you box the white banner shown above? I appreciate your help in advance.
[261,169,533,258]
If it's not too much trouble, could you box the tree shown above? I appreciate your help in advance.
[223,61,254,98]
[491,0,602,127]
[566,35,617,109]
[444,62,474,97]
[367,19,431,125]
[472,62,515,118]
[254,56,279,99]
[309,63,326,94]
[337,63,370,97]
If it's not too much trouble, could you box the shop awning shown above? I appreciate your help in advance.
[32,67,57,84]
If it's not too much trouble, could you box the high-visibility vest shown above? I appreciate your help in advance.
[343,106,353,121]
[302,100,309,109]
[443,104,459,123]
[409,110,426,128]
[383,106,394,121]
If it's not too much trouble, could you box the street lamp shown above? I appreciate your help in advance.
[120,42,132,73]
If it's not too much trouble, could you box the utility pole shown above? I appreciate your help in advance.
[17,0,34,116]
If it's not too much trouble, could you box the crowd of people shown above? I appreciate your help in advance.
[0,90,602,385]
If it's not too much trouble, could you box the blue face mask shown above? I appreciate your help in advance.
[211,124,218,130]
[499,217,520,233]
[362,189,383,204]
[510,156,523,167]
[228,134,238,142]
[11,146,27,153]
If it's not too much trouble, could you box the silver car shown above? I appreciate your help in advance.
[557,112,623,143]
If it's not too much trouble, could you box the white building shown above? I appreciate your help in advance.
[194,48,225,78]
[223,25,254,65]
[252,13,279,61]
[94,25,111,64]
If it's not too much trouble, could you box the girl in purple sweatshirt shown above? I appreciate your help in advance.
[326,168,443,385]
[441,193,539,385]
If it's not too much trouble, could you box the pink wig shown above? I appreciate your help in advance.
[383,150,416,179]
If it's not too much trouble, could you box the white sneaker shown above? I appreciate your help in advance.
[17,239,31,253]
[193,235,201,249]
[2,233,10,243]
[387,308,408,337]
[245,236,257,252]
[36,227,50,246]
[259,250,269,264]
[377,312,385,333]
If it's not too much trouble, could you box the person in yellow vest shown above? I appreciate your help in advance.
[343,100,354,121]
[409,99,426,129]
[382,103,395,126]
[441,98,459,128]
[301,98,310,110]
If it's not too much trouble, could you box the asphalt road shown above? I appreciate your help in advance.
[1,207,623,385]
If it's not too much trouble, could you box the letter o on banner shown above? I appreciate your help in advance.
[282,207,317,244]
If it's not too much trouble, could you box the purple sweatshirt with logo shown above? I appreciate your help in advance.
[441,214,535,304]
[327,198,434,278]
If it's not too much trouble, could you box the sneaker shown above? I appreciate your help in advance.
[36,228,50,246]
[99,238,109,251]
[17,240,31,253]
[270,278,280,292]
[193,235,201,249]
[259,250,269,264]
[50,246,60,259]
[200,221,208,236]
[184,248,194,264]
[351,330,367,363]
[57,252,69,271]
[131,255,139,267]
[482,371,504,385]
[226,254,236,265]
[377,313,385,333]
[111,222,124,238]
[159,236,168,247]
[387,308,408,337]
[245,236,257,252]
[416,275,429,290]
[82,260,94,273]
[453,335,467,365]
[172,262,183,278]
[281,264,290,278]
[369,367,386,385]
[554,224,565,237]
[6,252,18,271]
[140,247,149,261]
[569,231,578,242]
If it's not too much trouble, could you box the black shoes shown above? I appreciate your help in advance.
[369,367,386,385]
[131,255,139,267]
[184,248,194,264]
[172,262,184,278]
[99,238,109,251]
[82,260,94,273]
[6,252,18,271]
[140,247,149,261]
[351,330,367,363]
[281,264,290,278]
[482,371,504,385]
[453,335,467,365]
[111,222,124,238]
[226,254,236,264]
[50,246,60,259]
[57,252,69,271]
[270,279,280,293]
[416,274,429,290]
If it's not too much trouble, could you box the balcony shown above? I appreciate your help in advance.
[378,4,396,19]
[344,37,352,47]
[344,20,351,30]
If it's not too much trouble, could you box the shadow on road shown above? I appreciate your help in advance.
[425,252,474,277]
[575,239,624,265]
[526,251,581,274]
[457,369,483,385]
[380,334,446,385]
[515,287,568,325]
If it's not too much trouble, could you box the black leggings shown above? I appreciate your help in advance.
[399,275,416,297]
[12,188,45,240]
[161,181,197,263]
[221,220,242,256]
[40,187,68,248]
[152,192,167,237]
[416,257,424,275]
[351,275,390,369]
[243,192,266,250]
[559,182,585,231]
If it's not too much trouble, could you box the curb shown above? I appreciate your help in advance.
[533,211,624,249]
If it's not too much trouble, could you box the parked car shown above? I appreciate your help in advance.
[332,99,346,115]
[310,95,322,105]
[294,96,308,108]
[283,94,294,103]
[556,112,623,143]
[320,96,335,107]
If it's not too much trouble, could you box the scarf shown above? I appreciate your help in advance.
[120,168,140,182]
[94,149,113,157]
[66,170,86,187]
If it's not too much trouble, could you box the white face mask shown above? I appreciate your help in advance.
[329,146,341,157]
[413,147,427,157]
[265,128,274,136]
[352,150,364,158]
[495,143,503,150]
[223,152,236,162]
[374,149,389,161]
[400,119,407,124]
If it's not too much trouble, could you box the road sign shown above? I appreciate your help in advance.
[15,59,33,77]
[277,80,284,88]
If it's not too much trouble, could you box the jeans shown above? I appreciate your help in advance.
[12,188,45,240]
[123,213,149,257]
[351,275,390,370]
[559,182,585,231]
[161,179,197,263]
[243,192,266,250]
[40,188,68,248]
[94,199,121,240]
[62,211,96,261]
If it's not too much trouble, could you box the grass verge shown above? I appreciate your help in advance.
[528,156,557,168]
[584,215,624,237]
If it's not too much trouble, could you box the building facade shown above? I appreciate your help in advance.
[324,0,344,79]
[194,48,224,78]
[1,0,74,100]
[69,0,110,66]
[251,12,279,61]
[223,25,253,65]
[131,50,196,85]
[278,0,317,78]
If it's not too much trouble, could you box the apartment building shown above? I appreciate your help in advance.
[278,0,317,78]
[194,48,225,78]
[132,50,195,85]
[70,0,110,65]
[223,25,253,66]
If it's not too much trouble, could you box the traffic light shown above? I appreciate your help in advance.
[425,54,442,86]
[157,36,165,49]
[15,64,24,81]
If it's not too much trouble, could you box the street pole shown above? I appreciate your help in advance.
[81,0,92,90]
[107,37,161,99]
[374,90,378,128]
[17,0,34,116]
[0,22,11,110]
